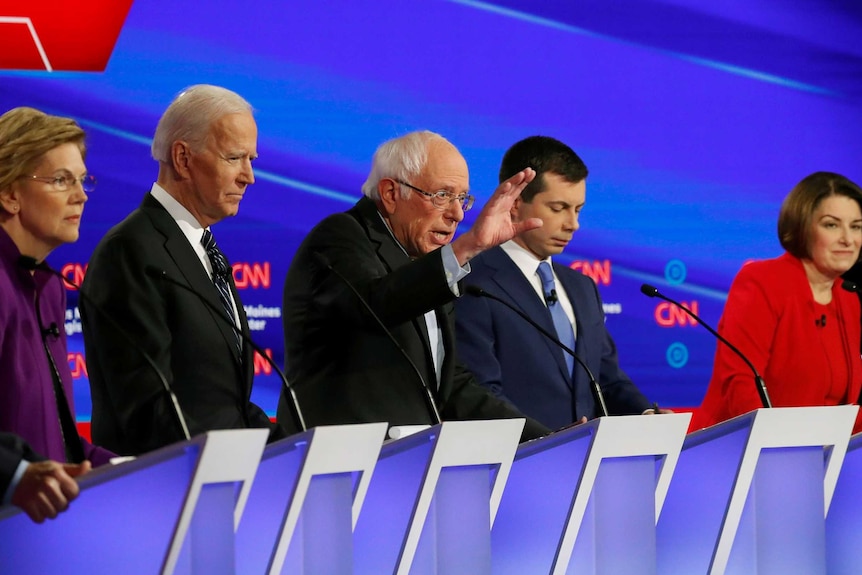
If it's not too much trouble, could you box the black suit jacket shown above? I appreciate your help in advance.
[278,197,549,441]
[82,193,275,455]
[1,433,43,501]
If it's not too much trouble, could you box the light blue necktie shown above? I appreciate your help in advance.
[537,261,575,377]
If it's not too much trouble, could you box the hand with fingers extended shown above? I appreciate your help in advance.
[451,167,542,265]
[11,459,91,523]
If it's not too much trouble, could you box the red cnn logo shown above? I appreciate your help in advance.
[253,349,273,376]
[68,352,88,378]
[233,262,271,289]
[60,263,87,290]
[0,1,134,71]
[654,301,700,327]
[570,260,611,285]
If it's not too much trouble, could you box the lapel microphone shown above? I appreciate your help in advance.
[18,256,191,441]
[465,285,609,418]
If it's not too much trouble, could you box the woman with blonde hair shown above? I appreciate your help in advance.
[0,107,112,465]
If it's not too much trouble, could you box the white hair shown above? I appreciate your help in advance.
[151,84,253,162]
[361,130,452,200]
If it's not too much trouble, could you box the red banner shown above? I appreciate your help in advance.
[0,1,133,71]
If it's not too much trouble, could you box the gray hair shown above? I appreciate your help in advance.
[361,130,451,200]
[151,84,253,163]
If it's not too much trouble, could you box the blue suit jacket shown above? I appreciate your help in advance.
[454,246,650,429]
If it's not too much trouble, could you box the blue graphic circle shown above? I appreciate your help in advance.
[664,259,687,285]
[666,342,689,369]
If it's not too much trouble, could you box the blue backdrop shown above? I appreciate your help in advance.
[2,0,861,418]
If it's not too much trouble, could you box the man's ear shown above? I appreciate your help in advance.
[510,196,523,221]
[171,141,192,178]
[378,178,399,214]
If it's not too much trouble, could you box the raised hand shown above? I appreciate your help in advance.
[451,167,541,265]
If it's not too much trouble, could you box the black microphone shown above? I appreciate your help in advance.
[144,266,307,433]
[545,289,558,304]
[18,256,191,441]
[816,315,827,328]
[312,251,442,425]
[640,283,772,409]
[465,285,610,418]
[42,322,60,338]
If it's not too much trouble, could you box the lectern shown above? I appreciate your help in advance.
[353,419,524,575]
[0,429,269,575]
[491,413,691,575]
[657,406,857,575]
[235,422,388,575]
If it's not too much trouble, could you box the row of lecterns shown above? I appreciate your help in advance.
[1,406,861,574]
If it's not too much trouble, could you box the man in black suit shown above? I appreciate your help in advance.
[82,85,277,455]
[1,432,89,523]
[278,131,550,441]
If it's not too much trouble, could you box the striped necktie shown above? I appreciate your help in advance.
[201,229,242,355]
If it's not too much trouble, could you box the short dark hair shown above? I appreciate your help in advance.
[778,171,862,259]
[498,136,588,202]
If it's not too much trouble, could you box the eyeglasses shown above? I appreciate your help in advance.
[395,179,474,212]
[23,174,97,193]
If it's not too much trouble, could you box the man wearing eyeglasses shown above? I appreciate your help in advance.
[278,130,550,441]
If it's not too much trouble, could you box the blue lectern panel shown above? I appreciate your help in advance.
[492,431,593,574]
[656,421,751,573]
[236,438,309,574]
[353,434,438,575]
[0,448,196,574]
[826,434,862,575]
[412,465,493,575]
[725,446,825,575]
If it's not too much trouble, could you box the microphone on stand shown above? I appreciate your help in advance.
[311,251,442,425]
[19,256,191,441]
[464,285,610,418]
[640,283,772,409]
[144,266,307,433]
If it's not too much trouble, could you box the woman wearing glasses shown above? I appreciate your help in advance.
[0,107,112,470]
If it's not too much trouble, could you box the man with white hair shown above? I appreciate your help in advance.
[279,131,550,441]
[82,85,278,455]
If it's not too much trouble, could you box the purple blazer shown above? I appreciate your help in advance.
[0,228,113,466]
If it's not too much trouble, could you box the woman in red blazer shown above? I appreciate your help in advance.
[691,172,862,432]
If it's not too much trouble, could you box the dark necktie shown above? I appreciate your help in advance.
[537,261,575,377]
[201,229,242,355]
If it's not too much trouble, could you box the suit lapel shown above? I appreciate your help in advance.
[487,248,572,385]
[555,263,601,417]
[142,196,246,372]
[354,199,437,387]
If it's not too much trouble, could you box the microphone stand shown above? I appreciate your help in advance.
[312,252,442,425]
[145,266,307,433]
[19,256,191,441]
[465,285,609,418]
[640,283,772,409]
